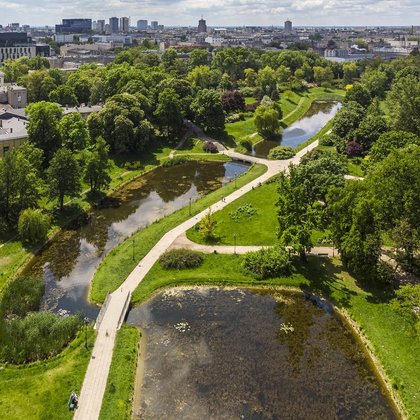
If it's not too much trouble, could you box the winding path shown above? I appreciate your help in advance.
[74,141,320,420]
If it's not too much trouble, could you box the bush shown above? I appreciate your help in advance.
[268,146,295,160]
[123,161,142,170]
[0,276,44,318]
[0,312,83,363]
[225,113,241,123]
[162,156,188,167]
[346,140,363,157]
[242,246,292,279]
[239,139,253,152]
[319,133,335,146]
[159,248,203,270]
[18,208,50,244]
[229,203,256,221]
[203,141,218,153]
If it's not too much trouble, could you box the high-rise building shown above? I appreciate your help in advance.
[109,17,119,33]
[150,21,158,30]
[55,18,92,34]
[120,17,130,32]
[0,32,35,62]
[137,20,148,30]
[284,19,292,33]
[96,20,105,33]
[198,18,207,33]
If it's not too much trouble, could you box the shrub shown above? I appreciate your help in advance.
[229,203,256,221]
[199,209,217,240]
[268,146,295,160]
[0,276,44,318]
[225,113,241,123]
[162,156,188,167]
[0,312,83,363]
[18,208,50,244]
[242,246,292,279]
[159,248,203,270]
[123,161,142,170]
[203,141,218,153]
[239,139,253,152]
[319,133,335,146]
[346,140,363,157]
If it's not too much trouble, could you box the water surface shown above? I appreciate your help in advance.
[128,287,397,419]
[21,161,249,319]
[253,101,341,158]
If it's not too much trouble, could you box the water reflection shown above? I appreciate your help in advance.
[20,161,249,319]
[253,101,341,158]
[127,287,397,419]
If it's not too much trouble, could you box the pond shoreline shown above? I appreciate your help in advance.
[129,284,404,419]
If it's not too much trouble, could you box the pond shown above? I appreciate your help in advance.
[252,101,341,158]
[127,287,398,419]
[20,161,249,320]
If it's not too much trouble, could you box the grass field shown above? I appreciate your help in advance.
[186,181,330,246]
[90,163,267,304]
[99,325,140,420]
[0,327,95,420]
[129,253,419,419]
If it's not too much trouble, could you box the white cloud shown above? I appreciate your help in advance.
[0,0,419,26]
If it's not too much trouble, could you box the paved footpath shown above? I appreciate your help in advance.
[74,141,319,420]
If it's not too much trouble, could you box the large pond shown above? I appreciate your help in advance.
[252,101,341,158]
[21,161,249,320]
[127,287,398,419]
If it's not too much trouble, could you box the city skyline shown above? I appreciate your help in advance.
[1,0,419,27]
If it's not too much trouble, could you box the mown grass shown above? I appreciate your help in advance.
[90,163,267,304]
[0,241,31,293]
[0,327,95,420]
[99,325,140,420]
[130,253,419,419]
[186,181,330,246]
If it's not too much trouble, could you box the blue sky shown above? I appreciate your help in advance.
[1,0,419,27]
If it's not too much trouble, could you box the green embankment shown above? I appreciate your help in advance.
[0,328,95,420]
[129,254,419,419]
[99,325,140,420]
[90,163,267,303]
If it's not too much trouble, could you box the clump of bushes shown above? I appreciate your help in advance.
[203,141,218,153]
[242,246,292,279]
[159,248,203,270]
[268,146,295,160]
[239,139,253,152]
[0,312,83,363]
[162,156,189,167]
[225,113,242,123]
[123,161,142,170]
[0,276,44,318]
[319,133,335,146]
[18,208,51,245]
[229,203,256,221]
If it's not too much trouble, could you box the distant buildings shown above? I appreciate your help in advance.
[150,21,158,30]
[198,18,207,33]
[0,32,35,62]
[137,20,148,30]
[109,17,119,33]
[55,19,92,34]
[119,17,130,33]
[284,19,292,33]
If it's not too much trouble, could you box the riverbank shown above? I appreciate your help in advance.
[112,253,417,418]
[0,327,95,419]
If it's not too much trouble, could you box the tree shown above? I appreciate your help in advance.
[187,65,221,90]
[343,62,358,84]
[391,285,420,337]
[199,209,217,240]
[313,66,334,86]
[26,101,63,165]
[362,70,389,98]
[161,48,178,72]
[386,75,420,135]
[344,84,371,108]
[256,66,277,97]
[355,114,388,151]
[154,88,184,138]
[191,89,225,134]
[346,140,363,157]
[254,105,281,140]
[188,49,208,69]
[277,169,320,261]
[84,137,112,193]
[244,68,257,87]
[392,219,420,268]
[59,112,90,151]
[47,148,82,211]
[222,91,245,113]
[332,101,365,140]
[49,85,78,106]
[18,208,50,244]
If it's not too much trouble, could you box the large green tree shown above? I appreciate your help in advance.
[254,105,281,140]
[84,137,112,193]
[154,88,184,138]
[191,89,225,134]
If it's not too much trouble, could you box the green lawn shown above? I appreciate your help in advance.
[90,163,267,304]
[0,328,95,420]
[100,325,140,420]
[347,157,364,177]
[245,97,258,104]
[186,181,330,246]
[130,253,419,419]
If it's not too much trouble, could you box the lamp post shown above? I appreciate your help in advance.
[189,196,192,216]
